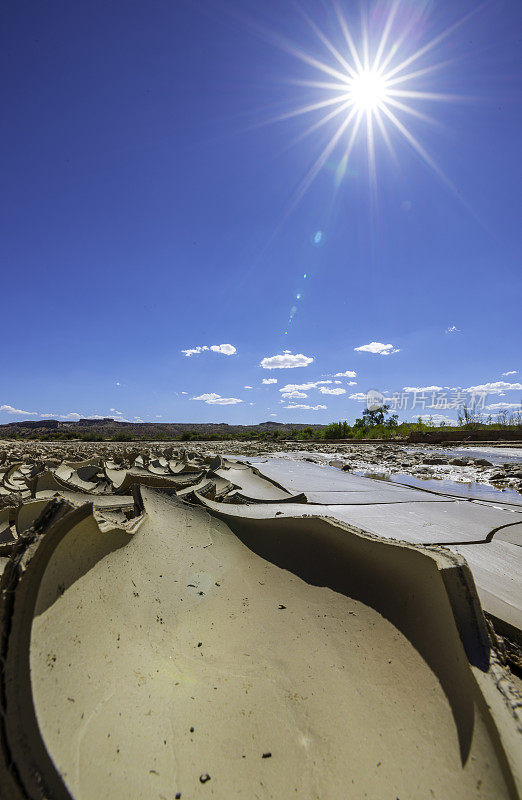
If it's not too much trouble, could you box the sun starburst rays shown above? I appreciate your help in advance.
[271,2,470,202]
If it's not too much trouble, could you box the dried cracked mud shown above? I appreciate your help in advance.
[0,442,520,799]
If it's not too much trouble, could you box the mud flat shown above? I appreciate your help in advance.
[0,442,520,799]
[186,439,522,496]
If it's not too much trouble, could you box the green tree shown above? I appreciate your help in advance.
[354,404,398,429]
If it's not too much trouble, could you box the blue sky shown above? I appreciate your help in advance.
[2,0,521,425]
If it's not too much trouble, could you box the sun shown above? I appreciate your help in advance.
[269,0,468,203]
[348,69,388,112]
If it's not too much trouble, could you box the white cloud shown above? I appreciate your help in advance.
[262,378,278,385]
[403,386,443,393]
[46,412,109,421]
[193,393,243,405]
[260,352,314,369]
[347,381,357,386]
[334,370,357,377]
[354,342,400,355]
[244,386,253,389]
[283,404,327,410]
[319,387,346,395]
[210,344,237,355]
[281,390,308,399]
[414,414,458,425]
[269,413,277,416]
[49,413,113,421]
[156,415,163,418]
[279,381,331,393]
[182,344,237,357]
[0,405,36,415]
[445,325,460,334]
[485,402,521,411]
[501,370,518,377]
[465,381,522,395]
[349,393,367,401]
[115,381,121,386]
[181,391,188,395]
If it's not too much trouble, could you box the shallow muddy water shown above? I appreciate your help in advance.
[358,470,522,505]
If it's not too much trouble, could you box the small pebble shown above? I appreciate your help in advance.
[200,773,211,783]
[262,752,272,759]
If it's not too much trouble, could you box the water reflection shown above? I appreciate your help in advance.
[359,470,522,505]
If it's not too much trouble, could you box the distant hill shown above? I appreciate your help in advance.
[0,418,324,441]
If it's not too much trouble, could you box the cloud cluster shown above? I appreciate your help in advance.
[182,344,237,357]
[0,406,103,422]
[465,381,522,395]
[278,380,349,399]
[262,378,278,385]
[283,404,327,411]
[485,402,521,411]
[403,386,443,393]
[348,393,367,401]
[32,411,131,421]
[0,404,35,415]
[319,387,346,395]
[192,393,242,405]
[501,370,518,377]
[334,370,357,377]
[354,342,400,355]
[414,414,458,425]
[260,352,314,369]
[279,380,332,393]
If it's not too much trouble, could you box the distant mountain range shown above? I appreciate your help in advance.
[0,418,323,440]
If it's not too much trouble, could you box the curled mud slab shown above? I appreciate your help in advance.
[0,445,520,799]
